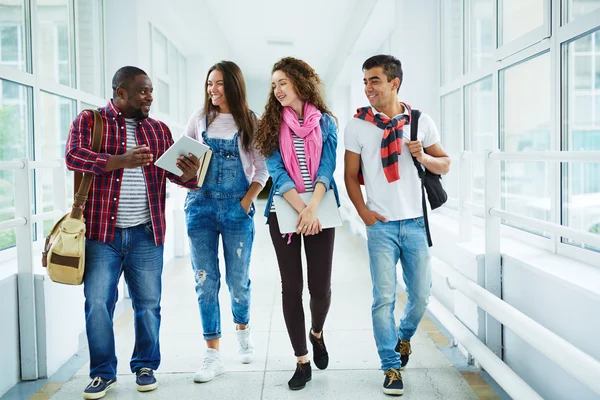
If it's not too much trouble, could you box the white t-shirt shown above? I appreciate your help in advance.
[182,110,269,187]
[203,113,238,140]
[344,107,440,221]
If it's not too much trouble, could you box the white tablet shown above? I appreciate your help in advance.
[273,190,342,234]
[154,135,210,176]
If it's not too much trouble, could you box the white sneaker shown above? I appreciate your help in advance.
[236,327,255,364]
[194,348,225,383]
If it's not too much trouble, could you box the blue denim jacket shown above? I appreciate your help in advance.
[264,112,340,221]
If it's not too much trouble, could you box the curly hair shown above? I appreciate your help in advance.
[255,57,335,156]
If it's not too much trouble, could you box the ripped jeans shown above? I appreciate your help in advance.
[185,192,255,340]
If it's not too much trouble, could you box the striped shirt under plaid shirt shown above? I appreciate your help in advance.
[65,100,198,246]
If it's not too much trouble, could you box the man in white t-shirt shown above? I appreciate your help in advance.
[344,54,450,396]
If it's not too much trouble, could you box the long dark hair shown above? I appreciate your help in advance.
[203,61,255,151]
[255,57,335,156]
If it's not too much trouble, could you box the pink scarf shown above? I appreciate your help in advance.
[279,102,323,193]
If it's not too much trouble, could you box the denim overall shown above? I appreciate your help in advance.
[184,131,255,340]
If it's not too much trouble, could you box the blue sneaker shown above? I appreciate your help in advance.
[136,368,158,392]
[382,368,404,396]
[83,376,117,399]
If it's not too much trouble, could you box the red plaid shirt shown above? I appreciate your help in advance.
[65,101,197,246]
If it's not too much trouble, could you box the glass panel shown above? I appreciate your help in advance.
[596,55,600,89]
[0,0,27,71]
[39,92,75,236]
[573,94,593,125]
[179,53,187,123]
[501,0,544,45]
[465,0,495,73]
[0,79,30,250]
[574,55,592,89]
[77,0,104,97]
[169,45,179,120]
[441,0,462,85]
[564,30,600,251]
[501,53,551,235]
[465,76,495,211]
[566,0,600,22]
[152,28,168,76]
[157,79,169,114]
[441,90,462,205]
[37,0,74,87]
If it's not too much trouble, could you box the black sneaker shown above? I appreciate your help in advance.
[83,376,117,399]
[136,367,158,392]
[288,361,312,390]
[395,339,412,369]
[383,368,404,396]
[309,329,329,370]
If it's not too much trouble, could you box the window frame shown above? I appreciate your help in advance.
[0,0,106,262]
[439,0,600,265]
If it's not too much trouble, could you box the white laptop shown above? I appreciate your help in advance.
[273,190,342,234]
[154,135,211,176]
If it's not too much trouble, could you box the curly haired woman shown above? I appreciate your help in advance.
[255,57,340,390]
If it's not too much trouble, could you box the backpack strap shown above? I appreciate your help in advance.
[71,109,103,220]
[410,109,433,247]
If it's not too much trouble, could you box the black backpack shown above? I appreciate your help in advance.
[410,109,448,247]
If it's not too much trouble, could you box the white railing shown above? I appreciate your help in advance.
[445,149,600,399]
[0,158,67,381]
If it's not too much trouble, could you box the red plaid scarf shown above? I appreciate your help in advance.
[353,103,411,184]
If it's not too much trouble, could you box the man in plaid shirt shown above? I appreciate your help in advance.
[66,66,199,399]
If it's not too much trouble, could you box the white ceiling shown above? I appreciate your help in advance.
[167,0,394,84]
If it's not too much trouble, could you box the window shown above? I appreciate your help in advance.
[441,0,463,85]
[157,78,170,115]
[37,0,75,87]
[566,0,600,22]
[501,53,552,234]
[178,53,187,123]
[441,90,462,204]
[564,30,600,251]
[0,0,27,71]
[77,0,104,97]
[439,0,600,259]
[168,46,179,120]
[153,29,168,76]
[465,0,495,73]
[1,0,106,259]
[150,25,187,121]
[0,79,30,250]
[500,0,545,45]
[465,76,495,210]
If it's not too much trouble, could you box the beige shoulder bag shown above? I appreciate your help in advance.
[42,109,104,285]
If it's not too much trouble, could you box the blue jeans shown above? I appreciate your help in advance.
[185,131,255,341]
[366,217,432,371]
[185,193,255,340]
[84,222,163,380]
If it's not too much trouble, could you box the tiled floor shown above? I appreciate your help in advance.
[44,206,495,399]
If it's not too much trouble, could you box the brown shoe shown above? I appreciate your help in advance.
[395,339,412,369]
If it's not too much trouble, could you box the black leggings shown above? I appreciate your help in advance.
[268,213,335,357]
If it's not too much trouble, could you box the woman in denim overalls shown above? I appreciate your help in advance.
[182,61,268,384]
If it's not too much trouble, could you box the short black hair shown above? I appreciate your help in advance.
[112,66,147,97]
[362,55,403,92]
